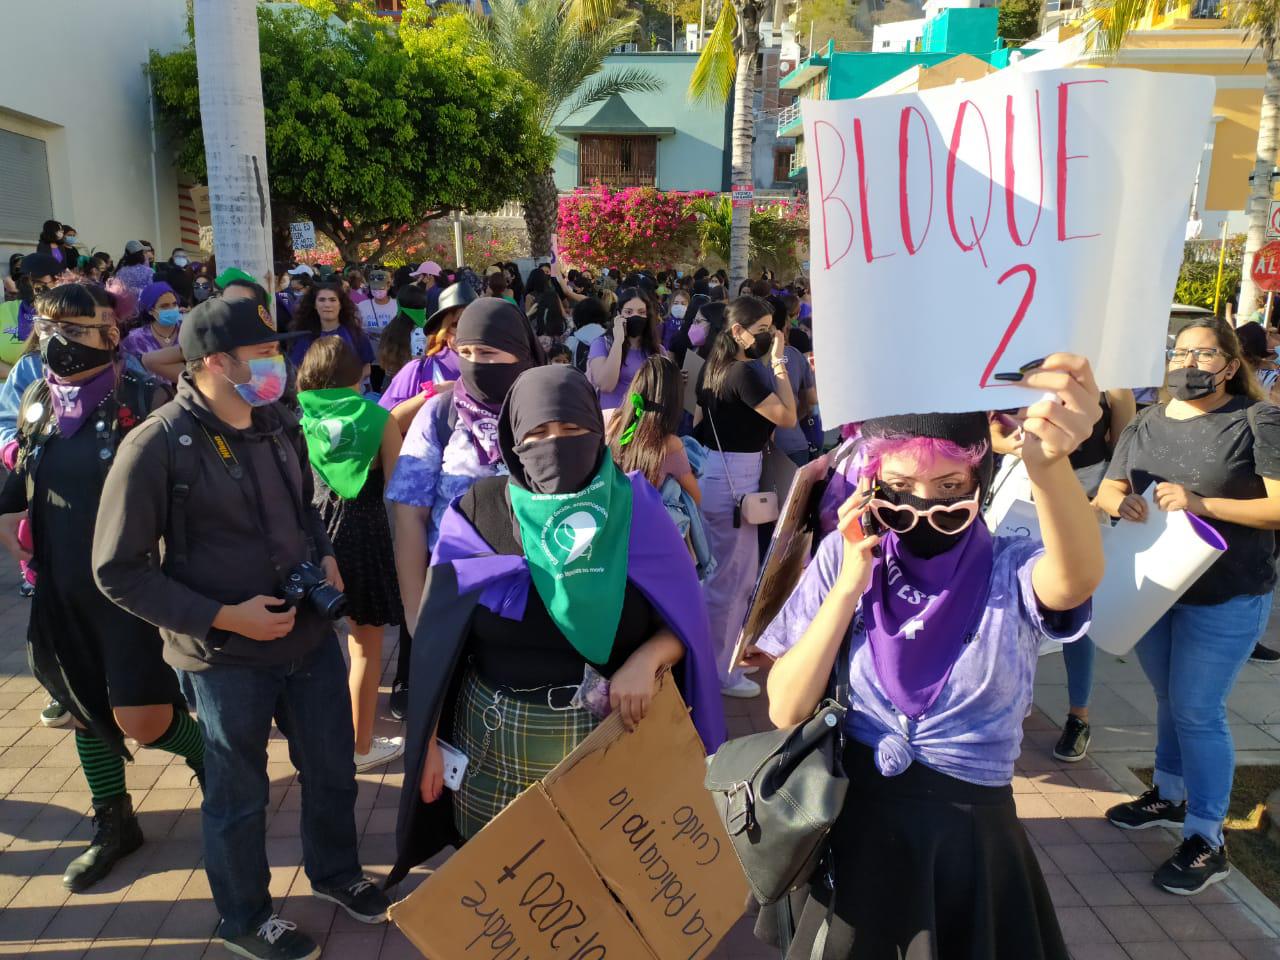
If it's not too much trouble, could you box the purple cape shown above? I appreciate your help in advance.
[391,472,725,886]
[430,471,726,752]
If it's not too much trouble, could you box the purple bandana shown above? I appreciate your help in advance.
[451,379,502,465]
[862,521,994,719]
[46,366,117,438]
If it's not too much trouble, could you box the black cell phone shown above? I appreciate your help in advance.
[732,498,742,529]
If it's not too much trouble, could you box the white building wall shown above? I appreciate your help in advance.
[871,18,927,51]
[0,0,190,273]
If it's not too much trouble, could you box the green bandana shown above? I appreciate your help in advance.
[508,456,633,664]
[297,389,389,500]
[401,306,428,328]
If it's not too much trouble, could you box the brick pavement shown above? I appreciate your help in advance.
[2,560,1280,958]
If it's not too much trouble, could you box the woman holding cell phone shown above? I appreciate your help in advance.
[754,354,1102,960]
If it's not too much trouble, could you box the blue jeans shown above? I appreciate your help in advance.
[1063,635,1096,710]
[1135,593,1273,848]
[182,635,362,938]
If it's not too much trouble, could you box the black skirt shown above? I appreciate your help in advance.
[314,467,402,627]
[758,742,1068,960]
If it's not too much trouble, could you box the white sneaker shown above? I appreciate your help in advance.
[741,665,760,676]
[721,677,761,699]
[354,736,404,772]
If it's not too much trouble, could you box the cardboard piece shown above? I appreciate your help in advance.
[731,454,832,667]
[389,785,658,960]
[544,675,749,960]
[391,675,746,960]
[804,67,1216,423]
[992,493,1227,655]
[682,350,704,416]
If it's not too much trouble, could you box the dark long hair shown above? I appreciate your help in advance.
[378,284,429,376]
[291,281,365,343]
[1169,317,1263,402]
[612,287,663,363]
[38,220,62,245]
[702,296,771,399]
[606,355,684,488]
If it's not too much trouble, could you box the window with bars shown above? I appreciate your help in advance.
[578,135,658,188]
[0,129,53,243]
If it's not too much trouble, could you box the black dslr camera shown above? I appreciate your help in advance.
[280,561,349,620]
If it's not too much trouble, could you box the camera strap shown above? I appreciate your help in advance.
[197,422,316,577]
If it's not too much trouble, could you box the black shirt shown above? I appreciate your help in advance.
[1106,396,1280,605]
[695,360,774,453]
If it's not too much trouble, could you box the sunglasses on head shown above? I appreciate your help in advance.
[867,489,981,535]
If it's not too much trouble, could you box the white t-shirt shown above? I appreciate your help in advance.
[357,296,397,345]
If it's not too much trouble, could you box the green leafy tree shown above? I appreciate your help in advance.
[149,5,550,264]
[691,194,808,273]
[997,0,1042,43]
[442,0,661,259]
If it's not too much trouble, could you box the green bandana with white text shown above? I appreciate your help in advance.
[297,388,389,500]
[508,456,633,665]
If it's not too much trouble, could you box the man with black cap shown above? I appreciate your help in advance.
[93,298,390,960]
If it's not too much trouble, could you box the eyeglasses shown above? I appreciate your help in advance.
[1167,347,1225,365]
[868,492,981,535]
[34,319,114,342]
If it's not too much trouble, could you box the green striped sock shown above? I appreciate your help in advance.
[147,707,205,772]
[75,731,126,807]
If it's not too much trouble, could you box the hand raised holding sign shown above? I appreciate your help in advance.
[997,353,1102,472]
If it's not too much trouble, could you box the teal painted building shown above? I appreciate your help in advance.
[552,53,728,193]
[778,6,1033,177]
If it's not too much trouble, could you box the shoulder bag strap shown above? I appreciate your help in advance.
[704,404,741,503]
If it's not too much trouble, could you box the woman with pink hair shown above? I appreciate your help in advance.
[753,354,1104,960]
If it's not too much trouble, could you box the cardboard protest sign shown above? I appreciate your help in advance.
[991,492,1226,655]
[682,350,704,416]
[804,67,1215,424]
[731,454,832,667]
[391,674,745,960]
[389,785,659,960]
[544,674,748,960]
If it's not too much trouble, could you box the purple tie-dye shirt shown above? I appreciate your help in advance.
[757,532,1090,787]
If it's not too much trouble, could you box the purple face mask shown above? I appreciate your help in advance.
[688,322,709,347]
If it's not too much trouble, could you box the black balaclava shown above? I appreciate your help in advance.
[499,365,605,495]
[861,412,995,558]
[454,298,543,405]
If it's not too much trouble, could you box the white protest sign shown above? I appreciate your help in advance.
[805,68,1215,424]
[992,492,1226,655]
[1268,200,1280,240]
[289,220,316,251]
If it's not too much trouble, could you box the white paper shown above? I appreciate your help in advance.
[804,68,1215,424]
[992,495,1226,656]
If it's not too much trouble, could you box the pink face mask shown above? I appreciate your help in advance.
[688,322,708,347]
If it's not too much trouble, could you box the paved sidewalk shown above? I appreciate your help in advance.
[2,558,1280,958]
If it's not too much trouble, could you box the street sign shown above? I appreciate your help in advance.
[1268,200,1280,239]
[289,220,316,251]
[1251,241,1280,293]
[731,183,753,208]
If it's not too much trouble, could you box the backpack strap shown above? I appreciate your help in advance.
[432,393,458,450]
[156,407,199,570]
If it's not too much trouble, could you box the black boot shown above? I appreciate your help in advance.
[63,794,144,892]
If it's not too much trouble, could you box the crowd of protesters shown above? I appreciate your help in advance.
[4,229,1280,960]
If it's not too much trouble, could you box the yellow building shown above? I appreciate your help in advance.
[1052,1,1268,232]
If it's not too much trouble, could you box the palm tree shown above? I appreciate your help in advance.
[473,0,662,259]
[688,0,765,290]
[1088,0,1280,320]
[192,0,275,305]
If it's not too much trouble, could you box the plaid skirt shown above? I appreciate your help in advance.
[452,668,599,840]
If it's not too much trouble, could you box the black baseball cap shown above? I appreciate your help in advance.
[179,298,306,361]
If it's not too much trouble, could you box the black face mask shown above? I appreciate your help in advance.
[41,334,114,379]
[1167,366,1226,401]
[624,315,647,339]
[460,358,525,405]
[744,330,773,360]
[879,489,975,559]
[514,433,601,494]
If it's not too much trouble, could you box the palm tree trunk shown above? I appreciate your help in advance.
[193,0,274,310]
[524,168,559,261]
[729,46,757,290]
[1237,51,1280,322]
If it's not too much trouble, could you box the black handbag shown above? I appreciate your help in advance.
[704,636,851,905]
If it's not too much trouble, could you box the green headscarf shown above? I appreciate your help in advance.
[297,389,389,499]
